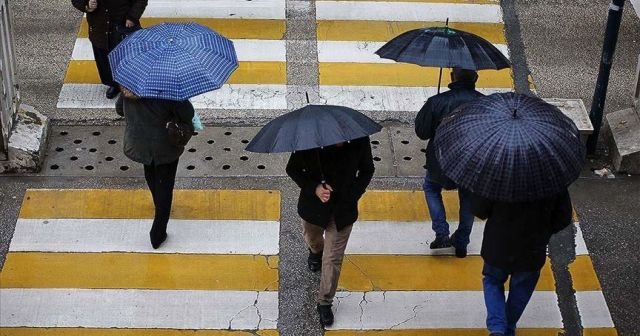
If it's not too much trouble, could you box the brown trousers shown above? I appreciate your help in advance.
[302,218,353,305]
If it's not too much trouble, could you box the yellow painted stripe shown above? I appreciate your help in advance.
[18,189,280,220]
[317,21,506,43]
[583,329,619,336]
[0,252,278,290]
[78,18,286,40]
[338,255,555,291]
[327,330,561,336]
[358,190,458,222]
[569,255,602,291]
[64,60,286,85]
[319,63,513,87]
[0,329,279,336]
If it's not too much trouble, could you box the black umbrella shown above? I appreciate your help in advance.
[433,92,585,202]
[375,21,511,92]
[245,105,382,153]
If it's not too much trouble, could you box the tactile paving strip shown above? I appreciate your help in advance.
[41,126,427,177]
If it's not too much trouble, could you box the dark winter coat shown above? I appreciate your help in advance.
[471,190,573,272]
[116,96,194,166]
[286,137,375,231]
[414,80,484,189]
[71,0,147,50]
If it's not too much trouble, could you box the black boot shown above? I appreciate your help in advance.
[317,304,334,326]
[150,231,167,249]
[307,249,322,272]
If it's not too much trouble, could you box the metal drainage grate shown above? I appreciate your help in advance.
[41,126,427,177]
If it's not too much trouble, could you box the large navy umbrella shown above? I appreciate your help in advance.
[375,24,510,92]
[109,22,238,101]
[433,92,585,202]
[245,105,382,153]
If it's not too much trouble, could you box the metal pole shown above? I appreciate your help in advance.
[586,0,625,154]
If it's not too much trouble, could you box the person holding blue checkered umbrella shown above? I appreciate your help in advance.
[109,22,238,249]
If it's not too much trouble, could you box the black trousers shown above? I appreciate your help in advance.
[143,160,179,236]
[91,44,116,87]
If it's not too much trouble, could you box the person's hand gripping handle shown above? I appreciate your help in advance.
[86,0,97,12]
[315,183,333,203]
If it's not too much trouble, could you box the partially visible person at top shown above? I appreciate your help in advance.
[471,190,573,336]
[414,67,484,258]
[286,137,374,327]
[116,86,194,249]
[71,0,148,100]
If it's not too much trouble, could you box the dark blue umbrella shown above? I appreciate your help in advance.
[433,92,585,202]
[108,22,238,101]
[245,105,382,153]
[375,23,510,92]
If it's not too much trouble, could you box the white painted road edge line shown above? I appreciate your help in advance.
[319,86,511,112]
[318,41,510,63]
[316,2,504,23]
[0,288,278,329]
[57,84,288,110]
[329,290,562,329]
[72,38,287,62]
[575,291,616,328]
[10,219,279,254]
[348,221,483,255]
[574,223,589,256]
[135,0,285,19]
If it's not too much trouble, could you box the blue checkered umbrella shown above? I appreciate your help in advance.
[245,105,382,153]
[108,22,238,101]
[433,92,585,202]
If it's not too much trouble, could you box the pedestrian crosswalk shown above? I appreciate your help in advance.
[58,0,288,111]
[316,0,513,113]
[0,189,280,334]
[323,190,618,335]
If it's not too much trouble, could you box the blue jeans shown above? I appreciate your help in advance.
[482,263,541,336]
[422,174,474,248]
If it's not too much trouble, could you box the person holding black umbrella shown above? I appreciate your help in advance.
[414,68,484,258]
[285,137,374,326]
[433,92,585,336]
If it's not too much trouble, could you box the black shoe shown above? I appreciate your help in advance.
[307,249,322,272]
[429,235,451,249]
[150,231,167,249]
[106,86,120,99]
[450,232,468,258]
[317,304,334,326]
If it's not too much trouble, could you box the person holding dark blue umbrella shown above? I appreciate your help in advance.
[414,68,484,258]
[434,92,585,336]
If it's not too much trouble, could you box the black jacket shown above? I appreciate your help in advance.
[72,0,147,49]
[415,81,484,189]
[472,190,573,272]
[286,137,375,231]
[116,96,194,166]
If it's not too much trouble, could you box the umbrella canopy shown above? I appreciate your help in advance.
[108,22,238,101]
[375,26,510,70]
[245,105,382,153]
[433,92,585,202]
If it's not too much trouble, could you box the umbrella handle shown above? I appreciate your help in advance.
[437,67,443,94]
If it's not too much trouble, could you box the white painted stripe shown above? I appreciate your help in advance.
[0,288,278,329]
[319,85,510,112]
[329,291,562,329]
[9,219,279,254]
[574,223,589,256]
[631,0,640,18]
[316,2,503,23]
[575,291,615,328]
[348,221,484,255]
[57,84,288,110]
[138,0,285,19]
[318,41,510,63]
[72,38,286,62]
